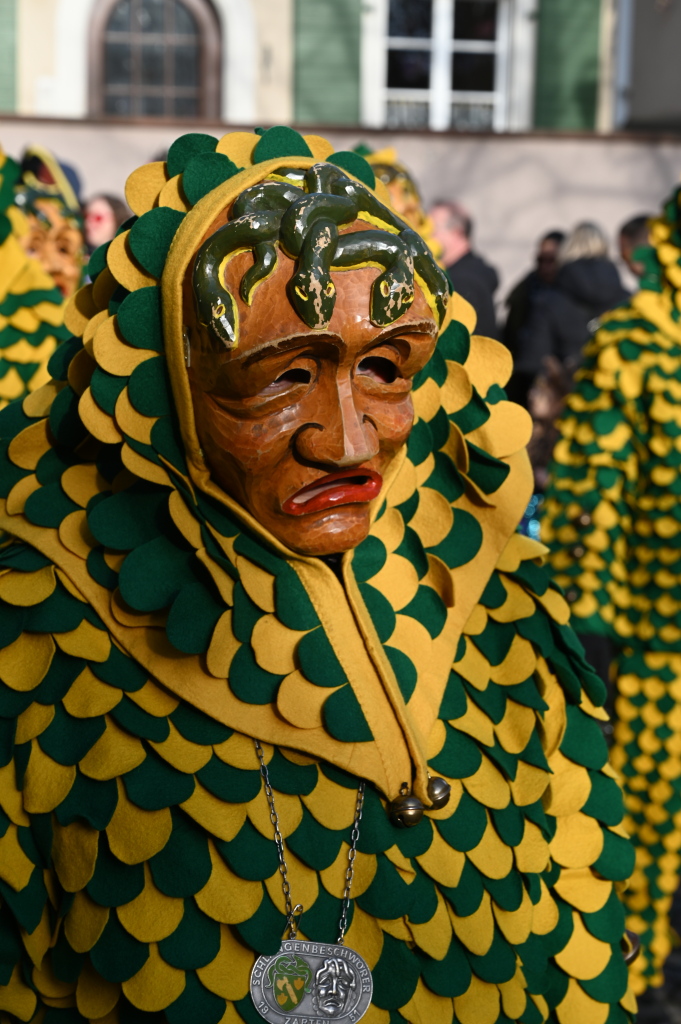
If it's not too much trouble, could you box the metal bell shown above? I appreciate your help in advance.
[622,929,641,965]
[388,793,425,828]
[427,776,451,810]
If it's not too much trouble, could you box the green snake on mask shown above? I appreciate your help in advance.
[191,163,449,350]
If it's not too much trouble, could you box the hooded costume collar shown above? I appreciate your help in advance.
[0,128,532,803]
[630,186,681,343]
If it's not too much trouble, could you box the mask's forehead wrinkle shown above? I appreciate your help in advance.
[233,314,437,369]
[239,331,344,366]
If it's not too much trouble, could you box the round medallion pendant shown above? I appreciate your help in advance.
[250,939,373,1024]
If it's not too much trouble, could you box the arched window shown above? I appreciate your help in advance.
[90,0,221,119]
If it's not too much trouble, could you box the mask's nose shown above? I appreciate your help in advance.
[294,374,379,468]
[41,241,64,277]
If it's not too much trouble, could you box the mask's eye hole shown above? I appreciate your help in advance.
[263,367,313,394]
[357,356,398,384]
[276,368,311,385]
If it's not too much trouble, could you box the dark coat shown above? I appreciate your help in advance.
[446,251,499,340]
[503,270,550,407]
[514,257,629,376]
[503,269,545,359]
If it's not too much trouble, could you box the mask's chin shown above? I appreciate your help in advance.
[258,502,372,558]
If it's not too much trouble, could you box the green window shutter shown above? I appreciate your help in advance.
[534,0,601,130]
[0,0,16,113]
[294,0,361,126]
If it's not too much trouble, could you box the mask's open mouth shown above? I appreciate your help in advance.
[282,468,383,516]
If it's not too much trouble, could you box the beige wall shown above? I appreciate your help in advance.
[252,0,294,125]
[17,0,56,114]
[16,0,91,117]
[3,117,680,304]
[11,0,293,124]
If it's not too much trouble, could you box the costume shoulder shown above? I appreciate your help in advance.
[0,147,70,408]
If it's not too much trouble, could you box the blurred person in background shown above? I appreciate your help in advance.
[619,213,653,280]
[514,223,629,503]
[429,199,499,338]
[514,222,629,384]
[541,183,681,1018]
[84,193,130,253]
[504,229,566,408]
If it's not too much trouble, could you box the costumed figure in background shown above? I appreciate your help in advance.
[0,128,635,1024]
[353,144,442,261]
[0,144,85,408]
[541,188,681,999]
[13,144,86,300]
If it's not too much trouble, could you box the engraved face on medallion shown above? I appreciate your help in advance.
[251,940,373,1024]
[312,958,357,1017]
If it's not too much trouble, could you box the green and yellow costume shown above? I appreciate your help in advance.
[0,148,70,408]
[0,128,634,1024]
[541,186,681,993]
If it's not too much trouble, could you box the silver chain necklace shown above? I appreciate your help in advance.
[250,740,374,1024]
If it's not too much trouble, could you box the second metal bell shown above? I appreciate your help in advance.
[427,776,451,810]
[389,793,425,828]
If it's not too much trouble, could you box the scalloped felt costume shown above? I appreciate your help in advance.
[0,127,635,1024]
[0,147,71,409]
[541,186,681,994]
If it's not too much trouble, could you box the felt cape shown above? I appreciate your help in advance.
[0,147,70,408]
[542,185,681,993]
[0,128,634,1024]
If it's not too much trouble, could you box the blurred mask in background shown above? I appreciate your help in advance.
[14,144,86,298]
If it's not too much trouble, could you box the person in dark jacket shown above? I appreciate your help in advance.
[429,200,499,338]
[514,222,629,380]
[503,229,565,408]
[515,223,628,498]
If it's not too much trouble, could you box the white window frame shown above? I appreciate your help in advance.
[361,0,537,132]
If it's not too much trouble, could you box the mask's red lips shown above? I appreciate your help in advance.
[282,468,383,516]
